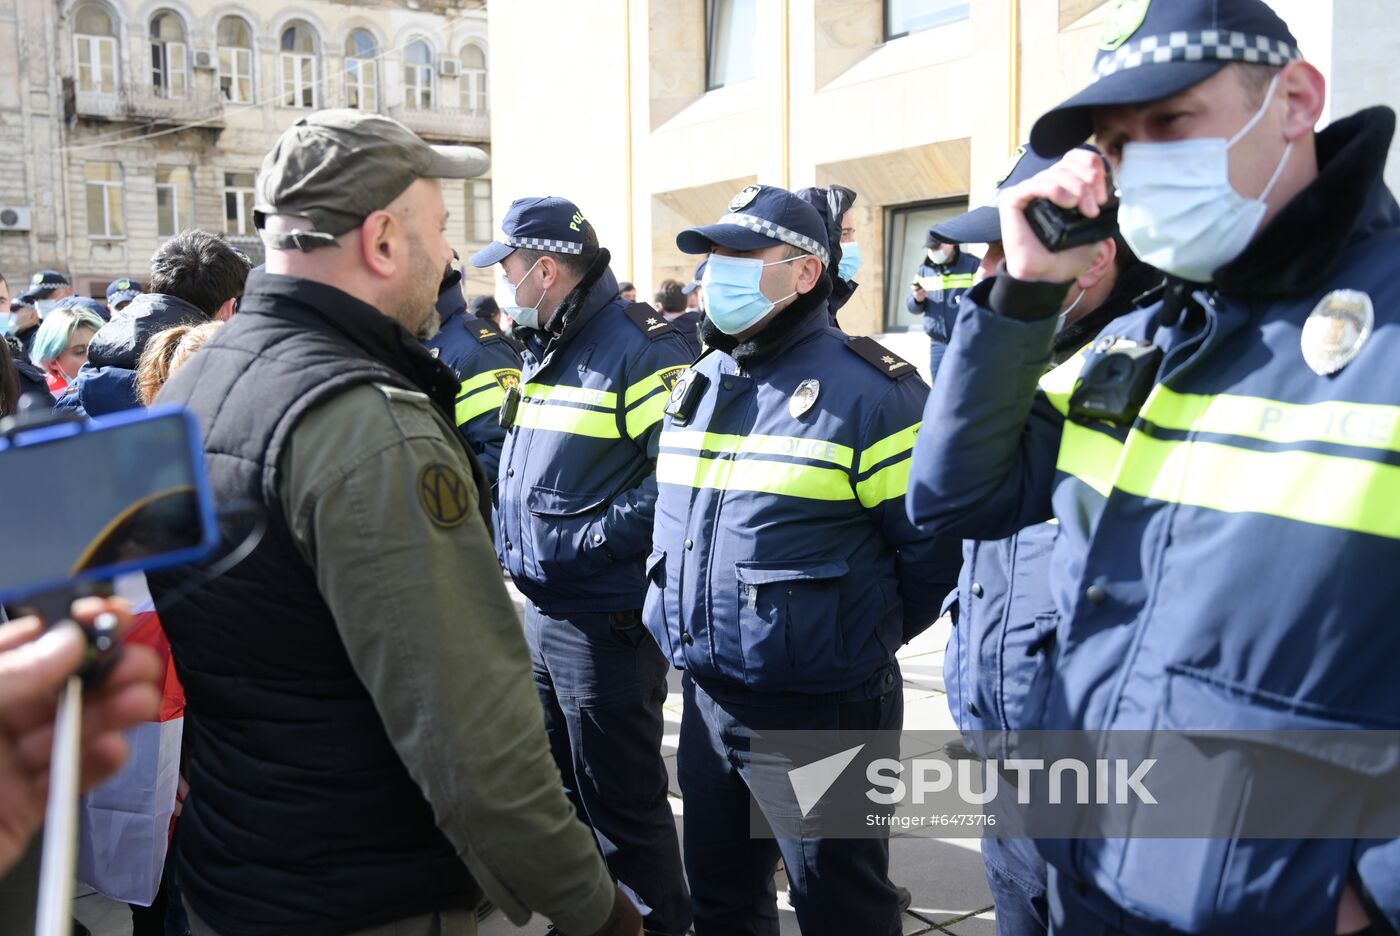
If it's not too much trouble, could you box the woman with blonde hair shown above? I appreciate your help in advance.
[135,321,221,406]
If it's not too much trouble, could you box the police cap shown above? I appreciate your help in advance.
[677,184,830,267]
[469,196,594,268]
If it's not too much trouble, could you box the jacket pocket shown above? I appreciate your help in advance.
[642,550,674,662]
[524,486,612,582]
[733,559,849,689]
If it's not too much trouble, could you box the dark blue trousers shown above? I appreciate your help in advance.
[524,605,690,936]
[677,670,904,936]
[982,835,1049,936]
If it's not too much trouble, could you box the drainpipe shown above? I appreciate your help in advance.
[1008,0,1022,152]
[780,0,791,188]
[623,0,635,281]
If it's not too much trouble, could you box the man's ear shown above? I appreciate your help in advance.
[794,255,824,295]
[1077,237,1118,292]
[537,255,560,292]
[1280,60,1326,141]
[359,211,398,278]
[214,296,238,322]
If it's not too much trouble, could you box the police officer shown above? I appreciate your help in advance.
[106,275,144,319]
[907,235,979,381]
[795,184,860,325]
[927,144,1163,936]
[147,111,643,936]
[910,0,1400,932]
[426,256,523,488]
[470,197,693,936]
[648,184,961,936]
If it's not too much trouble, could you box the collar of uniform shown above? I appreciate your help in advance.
[1214,106,1398,301]
[544,247,618,345]
[1052,260,1165,366]
[699,274,834,370]
[237,270,462,423]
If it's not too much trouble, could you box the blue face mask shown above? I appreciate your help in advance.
[0,312,14,336]
[502,258,546,330]
[700,253,800,336]
[837,241,861,282]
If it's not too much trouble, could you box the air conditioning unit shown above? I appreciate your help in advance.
[438,58,461,78]
[193,49,216,70]
[0,207,32,232]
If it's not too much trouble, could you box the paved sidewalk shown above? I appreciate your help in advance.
[74,617,995,936]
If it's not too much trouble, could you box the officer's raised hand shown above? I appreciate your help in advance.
[997,148,1112,284]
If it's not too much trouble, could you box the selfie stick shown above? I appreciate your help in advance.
[34,675,81,936]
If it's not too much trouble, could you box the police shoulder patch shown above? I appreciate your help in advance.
[418,462,472,529]
[846,337,916,380]
[624,302,675,340]
[471,322,503,344]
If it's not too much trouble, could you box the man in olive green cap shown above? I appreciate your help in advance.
[146,110,644,936]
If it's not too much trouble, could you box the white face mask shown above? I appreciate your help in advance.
[927,248,952,266]
[1116,74,1292,283]
[502,258,546,330]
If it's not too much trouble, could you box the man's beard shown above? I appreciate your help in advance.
[397,233,443,341]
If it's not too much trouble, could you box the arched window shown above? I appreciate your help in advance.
[73,4,118,94]
[403,40,433,110]
[280,21,318,108]
[217,16,253,103]
[150,12,187,98]
[459,43,486,115]
[344,30,377,111]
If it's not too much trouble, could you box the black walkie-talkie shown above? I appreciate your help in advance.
[1026,146,1119,252]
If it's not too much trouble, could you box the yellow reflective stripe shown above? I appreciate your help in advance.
[663,429,854,469]
[523,382,618,409]
[1142,387,1400,454]
[940,274,976,288]
[856,457,912,508]
[859,423,921,474]
[1056,421,1123,497]
[459,368,516,396]
[656,452,854,501]
[516,399,621,438]
[456,384,506,425]
[1039,349,1089,417]
[624,367,681,407]
[625,391,668,438]
[1113,432,1400,540]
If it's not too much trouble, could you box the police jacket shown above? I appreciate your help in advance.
[425,280,523,484]
[54,292,207,418]
[645,279,961,699]
[496,248,696,614]
[945,261,1164,741]
[907,249,980,340]
[908,108,1400,934]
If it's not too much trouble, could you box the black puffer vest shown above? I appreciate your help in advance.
[147,273,481,936]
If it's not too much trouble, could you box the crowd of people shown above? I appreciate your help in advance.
[2,0,1398,934]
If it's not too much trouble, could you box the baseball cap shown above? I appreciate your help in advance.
[254,109,489,251]
[468,196,595,268]
[681,259,707,296]
[1031,0,1300,157]
[28,270,70,299]
[55,296,109,319]
[105,276,144,307]
[677,184,831,266]
[931,145,1061,245]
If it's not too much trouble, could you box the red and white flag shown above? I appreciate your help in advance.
[76,573,185,907]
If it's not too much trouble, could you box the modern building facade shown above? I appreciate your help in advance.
[487,0,1390,359]
[0,0,493,299]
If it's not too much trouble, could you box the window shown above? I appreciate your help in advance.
[74,4,118,94]
[155,166,192,237]
[705,0,757,90]
[345,30,378,111]
[280,21,317,108]
[217,17,253,103]
[884,0,971,40]
[465,179,491,243]
[150,12,187,98]
[460,44,487,114]
[883,200,970,332]
[403,40,433,109]
[224,171,257,236]
[85,162,124,239]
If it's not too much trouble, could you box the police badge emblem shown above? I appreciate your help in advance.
[1302,289,1373,376]
[789,379,820,419]
[729,185,762,212]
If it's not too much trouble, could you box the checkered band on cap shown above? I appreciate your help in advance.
[499,235,585,255]
[1093,30,1300,82]
[718,213,830,266]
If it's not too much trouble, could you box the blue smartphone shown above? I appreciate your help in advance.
[0,406,218,603]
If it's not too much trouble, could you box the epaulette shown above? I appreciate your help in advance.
[624,302,676,340]
[845,336,917,380]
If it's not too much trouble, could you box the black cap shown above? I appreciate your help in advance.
[681,259,707,296]
[677,184,831,266]
[1031,0,1300,157]
[931,145,1061,245]
[470,196,593,268]
[471,295,500,320]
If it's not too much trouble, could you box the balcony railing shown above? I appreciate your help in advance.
[388,104,489,142]
[74,85,224,127]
